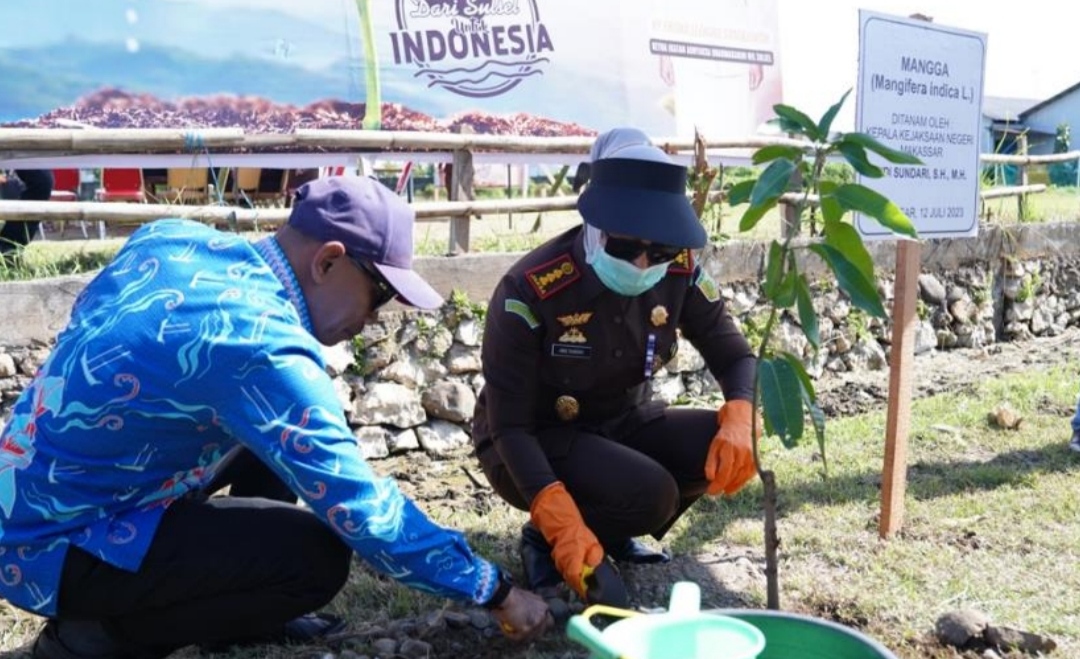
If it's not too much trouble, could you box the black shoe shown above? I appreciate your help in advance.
[605,537,672,565]
[519,523,563,591]
[200,612,347,652]
[33,620,166,659]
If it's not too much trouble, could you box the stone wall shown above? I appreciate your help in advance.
[3,222,1080,458]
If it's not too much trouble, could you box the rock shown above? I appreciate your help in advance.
[0,353,15,378]
[665,337,704,373]
[338,652,368,659]
[985,624,1057,654]
[445,344,482,375]
[443,610,471,629]
[988,403,1022,430]
[371,637,398,657]
[935,608,990,648]
[416,420,470,456]
[914,321,938,355]
[387,428,420,453]
[454,318,481,346]
[353,383,427,428]
[353,426,391,460]
[467,608,492,629]
[919,273,947,304]
[321,341,357,377]
[398,638,432,659]
[421,381,476,423]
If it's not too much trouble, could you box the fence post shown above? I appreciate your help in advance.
[782,166,804,238]
[1017,133,1029,221]
[448,141,475,255]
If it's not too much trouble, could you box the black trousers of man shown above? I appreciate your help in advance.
[0,170,53,253]
[36,449,352,659]
[478,407,717,550]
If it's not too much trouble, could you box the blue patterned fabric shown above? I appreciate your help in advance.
[0,219,496,615]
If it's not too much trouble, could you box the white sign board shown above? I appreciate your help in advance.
[855,11,986,239]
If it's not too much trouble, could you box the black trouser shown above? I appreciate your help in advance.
[0,169,53,253]
[479,407,716,548]
[52,449,351,653]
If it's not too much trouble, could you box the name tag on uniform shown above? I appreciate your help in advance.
[551,344,592,359]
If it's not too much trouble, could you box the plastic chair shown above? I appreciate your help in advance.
[49,169,80,202]
[45,169,84,238]
[95,169,146,203]
[164,168,210,205]
[228,167,262,206]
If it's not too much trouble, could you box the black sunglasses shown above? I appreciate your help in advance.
[350,256,397,309]
[603,235,683,265]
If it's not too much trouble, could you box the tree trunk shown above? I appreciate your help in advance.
[762,468,781,610]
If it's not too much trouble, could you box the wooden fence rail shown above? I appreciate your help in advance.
[0,129,1077,250]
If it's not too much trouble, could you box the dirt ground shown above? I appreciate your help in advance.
[358,328,1080,659]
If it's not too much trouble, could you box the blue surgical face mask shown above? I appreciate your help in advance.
[589,247,669,296]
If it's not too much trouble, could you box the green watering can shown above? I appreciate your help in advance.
[566,581,766,659]
[567,580,900,659]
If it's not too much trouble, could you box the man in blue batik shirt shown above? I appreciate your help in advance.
[0,176,551,658]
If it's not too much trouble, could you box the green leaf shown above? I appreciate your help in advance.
[727,180,755,206]
[817,181,844,224]
[809,243,887,317]
[753,145,805,166]
[823,220,875,283]
[779,351,816,403]
[839,133,922,165]
[837,142,884,178]
[816,89,851,138]
[773,104,822,141]
[762,240,784,298]
[758,357,805,448]
[834,184,918,238]
[738,197,778,233]
[794,275,820,349]
[777,351,826,466]
[775,263,797,308]
[751,159,796,207]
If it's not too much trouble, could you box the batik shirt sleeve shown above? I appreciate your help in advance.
[214,337,498,604]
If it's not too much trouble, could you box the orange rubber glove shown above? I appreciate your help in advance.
[704,399,760,496]
[529,481,604,598]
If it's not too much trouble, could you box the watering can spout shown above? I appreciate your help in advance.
[667,581,701,616]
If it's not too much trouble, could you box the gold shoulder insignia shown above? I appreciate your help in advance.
[525,254,580,300]
[667,249,694,275]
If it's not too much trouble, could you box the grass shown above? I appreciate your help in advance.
[3,185,1080,280]
[7,362,1076,657]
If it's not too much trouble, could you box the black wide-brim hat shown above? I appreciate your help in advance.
[577,157,707,249]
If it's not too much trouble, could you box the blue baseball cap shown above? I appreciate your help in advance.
[289,176,443,309]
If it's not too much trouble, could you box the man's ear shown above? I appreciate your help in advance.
[310,241,348,283]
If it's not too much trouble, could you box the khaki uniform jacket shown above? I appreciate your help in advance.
[473,226,755,502]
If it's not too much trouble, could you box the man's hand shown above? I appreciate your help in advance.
[490,586,554,641]
[704,399,759,495]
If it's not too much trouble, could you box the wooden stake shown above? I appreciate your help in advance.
[879,239,921,538]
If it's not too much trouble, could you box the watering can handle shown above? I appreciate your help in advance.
[566,605,640,659]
